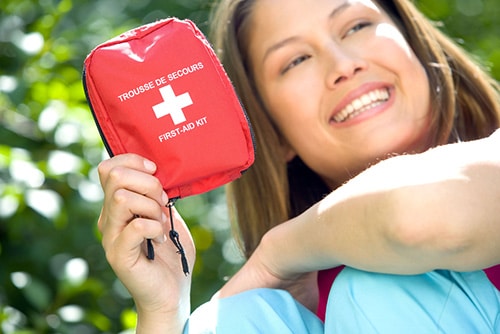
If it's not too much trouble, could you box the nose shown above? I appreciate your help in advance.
[324,43,367,88]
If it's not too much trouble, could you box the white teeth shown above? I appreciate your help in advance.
[332,88,390,123]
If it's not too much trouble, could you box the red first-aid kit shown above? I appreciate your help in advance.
[82,18,255,200]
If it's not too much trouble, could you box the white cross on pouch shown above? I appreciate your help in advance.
[152,85,193,125]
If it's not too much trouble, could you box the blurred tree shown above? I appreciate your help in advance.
[0,0,498,333]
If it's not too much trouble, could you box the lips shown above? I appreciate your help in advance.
[331,88,390,123]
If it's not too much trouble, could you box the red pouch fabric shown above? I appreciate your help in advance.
[82,18,254,199]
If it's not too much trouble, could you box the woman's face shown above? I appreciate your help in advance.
[247,0,431,187]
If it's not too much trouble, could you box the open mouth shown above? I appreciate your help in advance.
[331,88,390,123]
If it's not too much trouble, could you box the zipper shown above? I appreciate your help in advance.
[81,66,115,158]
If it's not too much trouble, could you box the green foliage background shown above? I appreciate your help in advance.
[1,0,499,333]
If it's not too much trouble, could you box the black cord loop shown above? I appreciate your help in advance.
[167,199,189,275]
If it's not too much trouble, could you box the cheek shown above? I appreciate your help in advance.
[261,80,315,131]
[375,24,431,110]
[265,95,321,157]
[405,57,431,117]
[375,23,413,58]
[374,23,427,79]
[256,81,310,149]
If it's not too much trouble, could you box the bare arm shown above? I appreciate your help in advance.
[290,130,500,274]
[219,129,500,297]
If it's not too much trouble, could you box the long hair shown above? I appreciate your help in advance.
[210,0,500,258]
[379,1,500,143]
[210,0,292,257]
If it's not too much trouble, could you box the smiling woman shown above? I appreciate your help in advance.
[246,0,433,188]
[0,0,499,332]
[93,0,500,333]
[183,0,500,332]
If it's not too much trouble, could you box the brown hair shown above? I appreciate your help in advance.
[210,0,500,258]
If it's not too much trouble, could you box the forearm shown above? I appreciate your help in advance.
[262,130,500,276]
[261,181,401,275]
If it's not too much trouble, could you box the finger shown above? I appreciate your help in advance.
[100,191,168,251]
[105,217,166,268]
[102,164,168,208]
[98,153,157,186]
[100,188,166,230]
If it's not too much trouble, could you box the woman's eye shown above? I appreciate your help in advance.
[345,21,372,37]
[282,55,311,74]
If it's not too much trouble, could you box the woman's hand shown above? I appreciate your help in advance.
[97,153,195,333]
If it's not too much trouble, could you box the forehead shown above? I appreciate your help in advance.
[250,0,381,22]
[246,0,384,57]
[248,0,383,40]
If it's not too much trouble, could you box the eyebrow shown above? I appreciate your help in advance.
[261,1,351,63]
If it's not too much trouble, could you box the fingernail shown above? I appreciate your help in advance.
[144,159,156,172]
[161,191,169,205]
[162,212,168,223]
